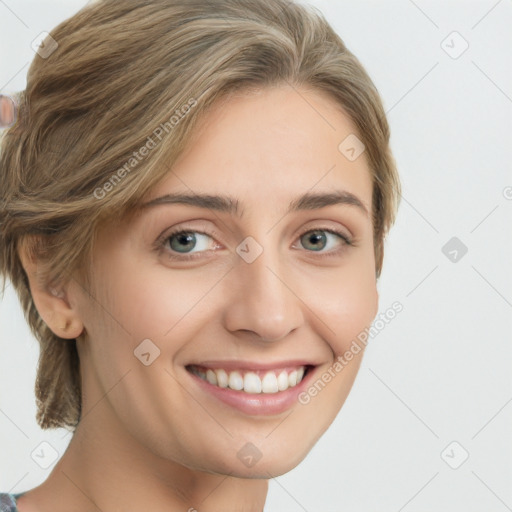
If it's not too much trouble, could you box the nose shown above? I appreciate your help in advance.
[222,242,305,343]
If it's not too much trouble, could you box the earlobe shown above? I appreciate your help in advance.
[18,237,84,340]
[55,315,84,339]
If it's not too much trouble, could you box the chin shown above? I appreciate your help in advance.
[206,456,307,480]
[204,439,313,479]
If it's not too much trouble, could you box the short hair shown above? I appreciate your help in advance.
[0,0,401,430]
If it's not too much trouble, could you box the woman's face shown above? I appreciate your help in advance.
[73,84,378,477]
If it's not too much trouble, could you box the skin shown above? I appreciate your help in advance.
[0,95,15,127]
[18,84,378,512]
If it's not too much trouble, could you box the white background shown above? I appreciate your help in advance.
[1,1,511,511]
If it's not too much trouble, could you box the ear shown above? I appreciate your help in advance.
[18,237,84,340]
[375,242,384,282]
[372,246,381,320]
[373,281,380,318]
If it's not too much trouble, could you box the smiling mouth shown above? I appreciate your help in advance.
[185,364,312,394]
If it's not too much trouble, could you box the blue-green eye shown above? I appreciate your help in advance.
[166,231,214,254]
[158,227,352,262]
[299,229,351,252]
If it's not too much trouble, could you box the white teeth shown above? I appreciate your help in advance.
[261,372,279,393]
[277,371,289,391]
[216,369,228,388]
[228,371,244,391]
[206,369,217,386]
[190,365,308,394]
[244,372,262,393]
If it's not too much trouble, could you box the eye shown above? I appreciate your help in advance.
[159,229,218,260]
[296,228,352,255]
[157,226,353,262]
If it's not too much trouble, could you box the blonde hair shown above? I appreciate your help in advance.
[0,0,401,430]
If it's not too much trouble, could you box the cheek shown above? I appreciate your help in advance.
[306,259,378,356]
[88,253,213,342]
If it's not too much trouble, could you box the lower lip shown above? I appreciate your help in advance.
[186,366,316,416]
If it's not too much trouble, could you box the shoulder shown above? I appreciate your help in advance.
[0,492,24,512]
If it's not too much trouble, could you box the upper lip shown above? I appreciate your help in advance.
[186,360,320,371]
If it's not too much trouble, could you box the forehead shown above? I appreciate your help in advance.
[145,85,373,216]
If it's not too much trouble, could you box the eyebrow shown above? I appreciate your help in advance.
[140,190,369,217]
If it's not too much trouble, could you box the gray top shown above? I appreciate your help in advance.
[0,492,26,512]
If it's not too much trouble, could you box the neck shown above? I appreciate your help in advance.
[25,410,268,512]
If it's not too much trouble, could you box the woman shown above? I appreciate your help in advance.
[0,0,401,510]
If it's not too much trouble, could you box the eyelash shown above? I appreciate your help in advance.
[156,226,354,262]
